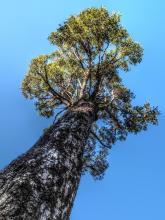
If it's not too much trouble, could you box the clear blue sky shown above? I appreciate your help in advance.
[0,1,164,219]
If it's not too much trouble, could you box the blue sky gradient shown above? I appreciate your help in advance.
[0,1,164,219]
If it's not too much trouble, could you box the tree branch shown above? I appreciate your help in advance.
[53,107,68,124]
[37,68,71,106]
[74,45,86,70]
[101,42,110,62]
[90,131,111,149]
[105,106,124,130]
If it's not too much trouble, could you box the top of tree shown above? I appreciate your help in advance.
[21,7,159,179]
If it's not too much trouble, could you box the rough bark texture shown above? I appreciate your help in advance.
[0,100,96,220]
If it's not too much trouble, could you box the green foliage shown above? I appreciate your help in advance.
[21,7,159,179]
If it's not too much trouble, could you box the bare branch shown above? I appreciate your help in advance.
[77,79,82,89]
[88,71,92,96]
[90,131,111,149]
[74,45,86,70]
[101,42,110,62]
[53,107,68,124]
[79,69,89,98]
[105,106,124,130]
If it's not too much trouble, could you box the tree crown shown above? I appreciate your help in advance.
[22,7,159,179]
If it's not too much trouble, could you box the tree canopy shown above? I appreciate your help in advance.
[22,7,159,179]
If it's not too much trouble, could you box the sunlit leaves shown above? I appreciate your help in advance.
[21,7,159,179]
[48,8,129,60]
[119,38,143,64]
[22,7,144,117]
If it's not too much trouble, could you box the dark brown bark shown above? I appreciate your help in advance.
[0,100,96,220]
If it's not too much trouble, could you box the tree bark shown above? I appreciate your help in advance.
[0,100,96,220]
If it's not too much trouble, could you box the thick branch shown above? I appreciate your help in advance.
[79,70,90,99]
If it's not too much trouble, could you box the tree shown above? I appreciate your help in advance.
[0,7,159,220]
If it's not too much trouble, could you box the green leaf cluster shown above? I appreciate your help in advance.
[21,7,159,179]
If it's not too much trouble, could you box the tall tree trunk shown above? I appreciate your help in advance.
[0,100,96,220]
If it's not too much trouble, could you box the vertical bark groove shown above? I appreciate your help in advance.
[0,100,96,220]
